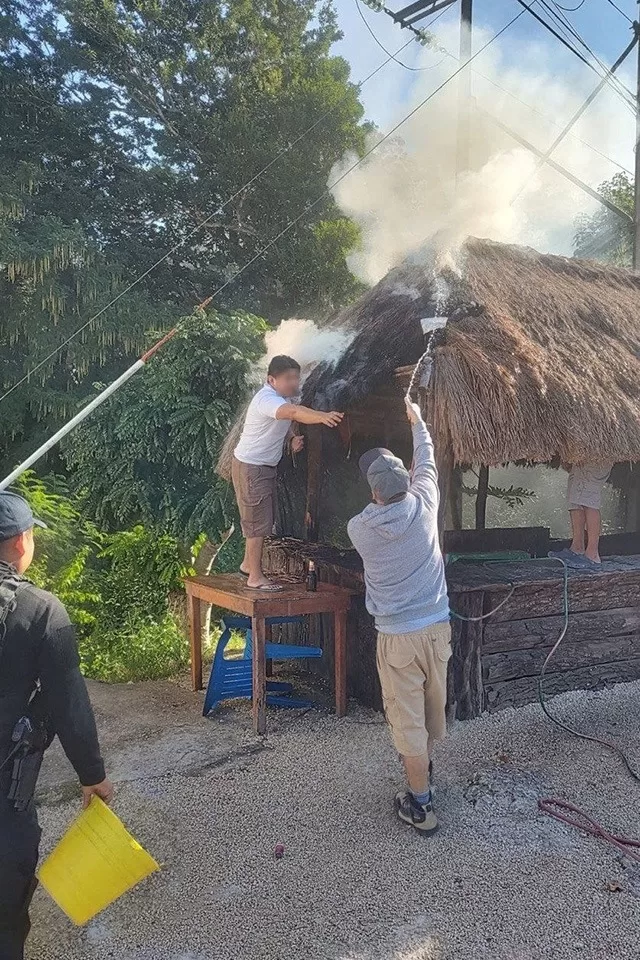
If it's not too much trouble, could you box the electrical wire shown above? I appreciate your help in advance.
[538,799,640,862]
[537,558,640,782]
[471,73,633,177]
[554,0,586,9]
[603,0,634,23]
[514,0,636,112]
[354,0,449,71]
[373,0,634,177]
[192,10,525,308]
[543,0,637,106]
[0,36,416,408]
[448,554,640,780]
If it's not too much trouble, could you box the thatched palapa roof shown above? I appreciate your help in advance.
[219,237,640,477]
[309,237,640,466]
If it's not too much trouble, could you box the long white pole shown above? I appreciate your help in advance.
[0,312,193,492]
[0,360,145,491]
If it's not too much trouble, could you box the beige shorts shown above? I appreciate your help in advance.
[376,621,452,758]
[567,464,612,511]
[231,457,277,538]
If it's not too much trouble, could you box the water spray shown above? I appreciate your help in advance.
[404,316,448,403]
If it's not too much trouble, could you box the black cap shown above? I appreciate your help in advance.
[0,492,47,543]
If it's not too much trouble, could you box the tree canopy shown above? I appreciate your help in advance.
[574,173,633,267]
[0,0,368,476]
[65,307,267,553]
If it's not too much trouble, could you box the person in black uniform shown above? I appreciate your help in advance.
[0,491,113,960]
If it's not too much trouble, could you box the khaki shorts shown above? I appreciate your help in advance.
[231,457,277,538]
[567,464,612,511]
[377,621,452,758]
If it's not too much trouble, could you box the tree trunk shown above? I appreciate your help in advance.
[193,528,235,641]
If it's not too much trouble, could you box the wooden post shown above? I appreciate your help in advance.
[436,445,453,546]
[334,608,348,717]
[449,590,484,719]
[252,615,267,734]
[475,464,489,530]
[449,466,463,531]
[188,592,203,691]
[304,425,323,542]
[266,620,273,678]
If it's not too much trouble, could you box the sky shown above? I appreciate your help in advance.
[324,0,637,270]
[331,0,636,140]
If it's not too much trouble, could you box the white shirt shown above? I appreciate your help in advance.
[234,385,291,467]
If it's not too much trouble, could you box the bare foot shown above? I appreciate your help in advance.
[246,576,274,588]
[246,579,283,591]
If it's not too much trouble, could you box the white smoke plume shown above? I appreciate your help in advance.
[332,23,634,283]
[255,318,354,382]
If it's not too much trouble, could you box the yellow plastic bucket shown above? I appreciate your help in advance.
[38,796,159,925]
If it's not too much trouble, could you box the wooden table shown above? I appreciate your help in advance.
[184,574,353,733]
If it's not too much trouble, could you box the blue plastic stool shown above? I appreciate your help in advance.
[203,615,322,716]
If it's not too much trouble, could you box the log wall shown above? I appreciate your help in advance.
[264,540,640,719]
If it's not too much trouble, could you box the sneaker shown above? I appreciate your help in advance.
[395,790,439,835]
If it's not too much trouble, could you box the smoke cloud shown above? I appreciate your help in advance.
[256,318,354,381]
[332,23,634,283]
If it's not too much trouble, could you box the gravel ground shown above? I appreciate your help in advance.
[28,680,640,960]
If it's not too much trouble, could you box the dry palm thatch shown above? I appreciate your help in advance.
[432,239,640,465]
[218,237,640,476]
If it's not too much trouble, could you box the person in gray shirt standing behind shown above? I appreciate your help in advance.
[348,399,451,836]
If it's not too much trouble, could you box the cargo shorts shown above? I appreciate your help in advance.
[231,457,277,539]
[376,621,452,758]
[567,463,612,511]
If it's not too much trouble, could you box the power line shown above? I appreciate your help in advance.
[0,37,415,407]
[543,0,637,105]
[196,9,526,306]
[354,0,449,70]
[471,70,633,176]
[554,0,586,9]
[0,8,527,486]
[514,0,636,112]
[603,0,634,23]
[372,0,634,177]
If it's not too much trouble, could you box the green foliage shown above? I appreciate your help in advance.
[79,615,189,685]
[462,482,537,509]
[65,307,267,548]
[93,526,191,632]
[574,173,633,266]
[15,472,102,635]
[1,0,369,473]
[15,471,192,682]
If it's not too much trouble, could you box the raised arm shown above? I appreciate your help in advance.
[276,404,343,428]
[405,400,439,510]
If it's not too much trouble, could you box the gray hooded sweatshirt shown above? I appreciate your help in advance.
[347,422,449,635]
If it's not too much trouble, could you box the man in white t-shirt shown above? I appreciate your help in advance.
[233,355,343,590]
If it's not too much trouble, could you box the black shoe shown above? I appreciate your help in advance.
[395,790,439,835]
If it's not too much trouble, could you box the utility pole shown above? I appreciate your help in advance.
[451,0,475,530]
[634,19,640,270]
[456,0,473,179]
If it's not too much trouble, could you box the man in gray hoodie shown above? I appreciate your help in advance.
[348,399,451,835]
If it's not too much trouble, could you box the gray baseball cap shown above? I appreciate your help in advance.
[0,492,47,542]
[359,448,410,504]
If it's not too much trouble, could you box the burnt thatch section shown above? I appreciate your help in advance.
[310,237,640,466]
[218,237,640,479]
